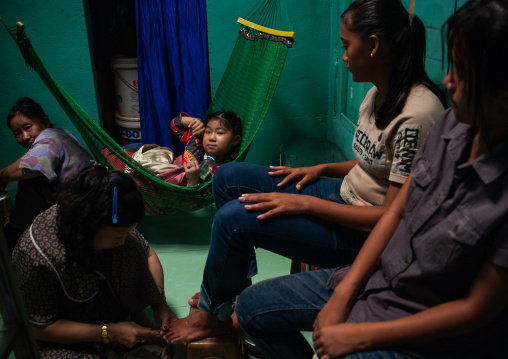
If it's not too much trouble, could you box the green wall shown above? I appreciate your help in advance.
[0,0,463,195]
[0,0,98,197]
[207,0,333,166]
[207,0,460,166]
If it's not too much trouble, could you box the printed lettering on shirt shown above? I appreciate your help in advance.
[340,188,359,205]
[352,124,386,171]
[392,124,421,176]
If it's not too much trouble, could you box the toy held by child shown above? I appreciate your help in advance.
[158,111,242,186]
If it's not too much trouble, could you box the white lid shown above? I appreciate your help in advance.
[111,57,138,68]
[115,111,140,122]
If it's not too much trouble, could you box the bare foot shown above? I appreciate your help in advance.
[189,306,239,330]
[163,309,233,343]
[188,292,199,308]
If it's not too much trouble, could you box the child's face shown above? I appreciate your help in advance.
[202,118,241,164]
[9,114,49,149]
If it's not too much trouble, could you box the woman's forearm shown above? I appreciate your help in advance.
[33,319,161,347]
[32,320,103,344]
[305,197,387,231]
[351,261,508,351]
[332,177,409,298]
[147,247,164,290]
[305,174,404,232]
[319,160,358,179]
[0,157,42,182]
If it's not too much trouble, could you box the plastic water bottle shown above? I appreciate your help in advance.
[199,155,216,180]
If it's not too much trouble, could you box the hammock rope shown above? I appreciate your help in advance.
[2,1,293,215]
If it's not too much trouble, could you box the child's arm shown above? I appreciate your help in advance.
[171,112,190,142]
[170,113,204,144]
[171,113,205,163]
[184,159,200,186]
[181,116,205,137]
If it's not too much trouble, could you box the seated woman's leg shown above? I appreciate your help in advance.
[212,163,277,209]
[166,197,366,343]
[198,199,367,320]
[213,162,344,209]
[236,269,334,359]
[213,161,356,279]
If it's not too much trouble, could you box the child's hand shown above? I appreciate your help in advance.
[187,118,205,136]
[184,160,200,186]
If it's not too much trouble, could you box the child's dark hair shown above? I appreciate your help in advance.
[6,97,52,129]
[342,0,445,127]
[57,165,145,264]
[204,111,243,138]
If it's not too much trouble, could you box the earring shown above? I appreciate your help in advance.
[371,53,374,58]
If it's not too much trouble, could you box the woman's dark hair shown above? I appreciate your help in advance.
[204,110,243,158]
[342,0,445,127]
[443,0,508,121]
[6,97,52,129]
[56,165,145,264]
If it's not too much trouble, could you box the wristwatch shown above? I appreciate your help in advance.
[101,324,110,344]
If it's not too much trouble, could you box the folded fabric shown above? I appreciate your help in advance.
[126,144,179,175]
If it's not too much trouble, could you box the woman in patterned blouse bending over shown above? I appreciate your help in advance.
[12,165,176,359]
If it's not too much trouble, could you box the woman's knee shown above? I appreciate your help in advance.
[215,200,248,227]
[212,163,233,193]
[235,284,264,334]
[214,162,254,184]
[212,201,259,246]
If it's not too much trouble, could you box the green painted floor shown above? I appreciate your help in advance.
[138,206,293,318]
[137,206,314,356]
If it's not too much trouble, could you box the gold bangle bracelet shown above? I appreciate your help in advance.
[102,324,110,344]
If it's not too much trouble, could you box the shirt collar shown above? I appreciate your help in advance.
[442,118,508,184]
[471,137,508,184]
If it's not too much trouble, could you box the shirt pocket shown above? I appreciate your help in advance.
[406,155,433,212]
[418,207,482,273]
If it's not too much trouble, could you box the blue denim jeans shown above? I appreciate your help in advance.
[235,270,414,359]
[197,162,369,320]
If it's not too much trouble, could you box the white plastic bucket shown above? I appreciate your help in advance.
[115,112,142,146]
[111,57,139,117]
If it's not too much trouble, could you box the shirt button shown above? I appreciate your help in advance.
[404,255,409,264]
[434,199,439,206]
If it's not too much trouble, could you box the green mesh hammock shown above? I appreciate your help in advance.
[2,0,294,215]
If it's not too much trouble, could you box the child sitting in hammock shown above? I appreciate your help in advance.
[158,110,242,186]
